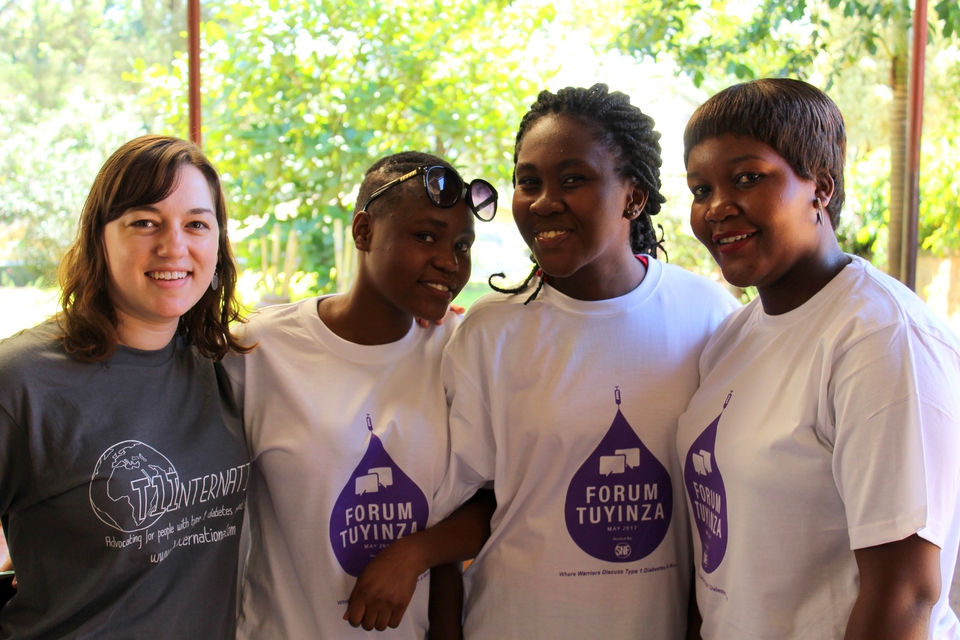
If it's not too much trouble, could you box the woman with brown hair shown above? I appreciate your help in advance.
[0,135,251,638]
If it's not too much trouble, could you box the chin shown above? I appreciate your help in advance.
[719,271,758,290]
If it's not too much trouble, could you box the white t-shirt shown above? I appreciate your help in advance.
[223,296,461,639]
[437,258,739,639]
[677,256,960,639]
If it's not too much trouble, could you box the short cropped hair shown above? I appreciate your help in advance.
[683,78,846,226]
[57,135,249,362]
[356,151,456,216]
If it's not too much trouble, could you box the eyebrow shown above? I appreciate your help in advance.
[126,204,215,216]
[515,158,591,173]
[407,215,450,230]
[686,154,766,178]
[413,216,476,238]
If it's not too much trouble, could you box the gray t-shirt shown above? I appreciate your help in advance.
[0,323,249,639]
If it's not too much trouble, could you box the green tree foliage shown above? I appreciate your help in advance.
[134,0,557,294]
[618,0,960,272]
[0,0,186,276]
[0,91,146,279]
[0,0,185,110]
[618,0,958,88]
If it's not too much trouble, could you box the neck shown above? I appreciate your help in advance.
[115,316,178,351]
[317,288,413,345]
[549,252,646,301]
[758,239,851,315]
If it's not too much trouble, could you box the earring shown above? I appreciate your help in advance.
[815,199,824,226]
[624,207,639,219]
[211,267,220,291]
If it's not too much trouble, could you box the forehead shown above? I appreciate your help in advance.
[381,191,475,232]
[517,114,617,168]
[686,134,788,172]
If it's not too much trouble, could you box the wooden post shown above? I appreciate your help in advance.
[902,0,928,290]
[187,0,202,146]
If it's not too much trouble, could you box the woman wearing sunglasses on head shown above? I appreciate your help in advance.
[0,135,251,638]
[223,151,497,639]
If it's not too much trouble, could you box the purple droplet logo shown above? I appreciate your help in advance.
[684,391,731,573]
[564,388,673,562]
[329,414,429,576]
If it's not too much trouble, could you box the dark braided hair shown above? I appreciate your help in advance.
[490,84,667,303]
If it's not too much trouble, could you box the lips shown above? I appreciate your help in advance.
[712,230,757,254]
[147,271,189,280]
[716,233,755,245]
[533,228,571,248]
[421,280,456,300]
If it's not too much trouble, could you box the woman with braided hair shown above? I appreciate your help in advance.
[346,84,738,638]
[489,83,668,304]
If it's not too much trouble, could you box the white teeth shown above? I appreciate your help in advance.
[424,282,450,292]
[718,234,753,245]
[148,271,188,280]
[537,230,567,239]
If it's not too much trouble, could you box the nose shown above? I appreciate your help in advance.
[703,187,739,222]
[432,244,460,274]
[529,184,563,217]
[156,225,188,258]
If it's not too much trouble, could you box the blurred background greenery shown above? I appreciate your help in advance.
[1,0,959,327]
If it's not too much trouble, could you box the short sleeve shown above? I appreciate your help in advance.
[430,332,497,520]
[829,323,960,550]
[220,351,246,414]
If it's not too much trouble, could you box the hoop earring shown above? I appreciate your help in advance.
[815,199,824,226]
[211,267,220,291]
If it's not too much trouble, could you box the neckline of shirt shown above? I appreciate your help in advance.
[299,294,425,364]
[538,256,663,315]
[110,335,179,367]
[754,254,862,331]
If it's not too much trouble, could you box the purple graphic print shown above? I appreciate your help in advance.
[684,391,731,573]
[329,415,429,577]
[564,388,673,562]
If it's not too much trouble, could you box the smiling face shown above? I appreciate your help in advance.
[360,184,475,323]
[103,164,220,348]
[687,133,840,311]
[512,114,647,301]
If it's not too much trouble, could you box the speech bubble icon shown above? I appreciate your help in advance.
[698,450,712,473]
[692,453,707,476]
[599,455,626,476]
[355,474,380,495]
[615,448,640,469]
[368,467,393,488]
[700,449,713,473]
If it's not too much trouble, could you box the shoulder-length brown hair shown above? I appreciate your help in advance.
[57,134,251,362]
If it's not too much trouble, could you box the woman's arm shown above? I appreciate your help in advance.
[344,489,495,632]
[427,562,464,640]
[686,571,702,640]
[844,534,940,640]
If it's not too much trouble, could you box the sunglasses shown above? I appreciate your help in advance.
[361,165,498,222]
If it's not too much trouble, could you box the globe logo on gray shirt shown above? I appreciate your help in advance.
[89,440,180,533]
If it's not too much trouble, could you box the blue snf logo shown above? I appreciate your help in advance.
[615,543,632,559]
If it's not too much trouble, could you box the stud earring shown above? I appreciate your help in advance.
[815,199,824,226]
[211,268,220,291]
